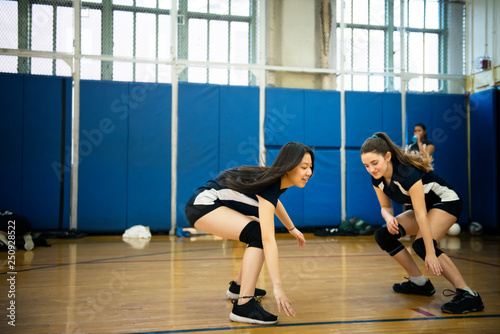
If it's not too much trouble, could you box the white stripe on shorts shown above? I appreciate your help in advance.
[193,188,259,207]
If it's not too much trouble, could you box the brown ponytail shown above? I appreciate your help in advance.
[360,132,433,172]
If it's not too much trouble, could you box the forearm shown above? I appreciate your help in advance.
[415,213,435,253]
[275,201,294,230]
[381,206,395,222]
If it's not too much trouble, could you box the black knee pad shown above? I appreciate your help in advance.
[412,238,444,260]
[239,221,263,249]
[374,226,405,256]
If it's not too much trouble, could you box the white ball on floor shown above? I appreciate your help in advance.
[469,222,483,236]
[447,223,461,236]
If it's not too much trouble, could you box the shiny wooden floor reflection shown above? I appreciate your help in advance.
[1,232,499,333]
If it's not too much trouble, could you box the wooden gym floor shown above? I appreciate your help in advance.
[1,231,499,333]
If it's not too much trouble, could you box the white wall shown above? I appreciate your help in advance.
[267,0,472,90]
[267,0,322,89]
[467,0,499,74]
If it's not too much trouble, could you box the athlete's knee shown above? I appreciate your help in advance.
[374,226,405,256]
[239,221,263,249]
[412,238,444,260]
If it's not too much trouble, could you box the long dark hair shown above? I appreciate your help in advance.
[360,132,433,172]
[218,142,314,193]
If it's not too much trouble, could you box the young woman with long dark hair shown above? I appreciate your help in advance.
[185,142,314,324]
[360,132,483,314]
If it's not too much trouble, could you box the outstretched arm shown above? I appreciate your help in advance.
[275,200,305,248]
[374,186,398,234]
[257,195,295,317]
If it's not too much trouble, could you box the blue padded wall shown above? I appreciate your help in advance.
[0,74,24,214]
[304,149,341,226]
[177,84,260,227]
[304,90,342,226]
[265,88,342,227]
[4,73,472,232]
[406,93,467,162]
[266,88,342,147]
[470,88,498,229]
[127,83,172,229]
[219,85,260,170]
[22,75,71,230]
[304,90,341,147]
[346,91,402,147]
[265,87,305,145]
[345,91,403,224]
[346,92,383,147]
[267,149,341,228]
[78,80,129,231]
[430,94,468,223]
[346,149,383,224]
[0,74,72,230]
[177,83,220,227]
[382,93,403,144]
[407,93,468,223]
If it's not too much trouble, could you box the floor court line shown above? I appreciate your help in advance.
[0,247,223,275]
[12,252,387,268]
[3,243,499,274]
[9,251,499,273]
[412,308,436,317]
[126,314,500,334]
[448,255,500,268]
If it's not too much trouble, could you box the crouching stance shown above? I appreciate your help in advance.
[361,133,484,314]
[185,142,313,324]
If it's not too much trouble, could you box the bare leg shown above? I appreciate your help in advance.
[391,210,423,276]
[235,267,242,285]
[194,206,264,305]
[417,209,467,289]
[437,254,467,289]
[235,246,264,282]
[390,208,468,290]
[393,248,424,277]
[239,247,265,299]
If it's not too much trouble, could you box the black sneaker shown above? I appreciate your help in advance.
[441,289,484,314]
[229,298,278,325]
[226,281,266,300]
[393,278,436,296]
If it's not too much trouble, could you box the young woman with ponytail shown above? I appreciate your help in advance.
[185,142,313,324]
[360,132,484,314]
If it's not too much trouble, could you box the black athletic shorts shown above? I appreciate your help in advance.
[405,199,463,219]
[184,187,223,227]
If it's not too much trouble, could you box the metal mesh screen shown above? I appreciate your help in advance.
[333,0,465,93]
[176,0,257,85]
[0,0,465,92]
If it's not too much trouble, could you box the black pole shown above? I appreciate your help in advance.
[58,78,67,230]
